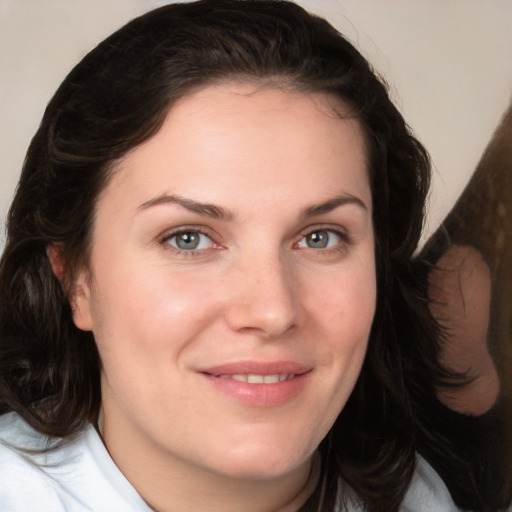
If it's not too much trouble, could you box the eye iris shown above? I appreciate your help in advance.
[176,232,200,250]
[306,230,329,249]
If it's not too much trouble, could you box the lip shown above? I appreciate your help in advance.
[198,361,312,407]
[200,361,310,376]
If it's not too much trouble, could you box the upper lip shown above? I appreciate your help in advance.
[199,361,311,376]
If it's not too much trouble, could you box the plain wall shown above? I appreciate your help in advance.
[1,0,511,250]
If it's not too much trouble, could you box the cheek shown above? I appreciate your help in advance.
[305,257,376,395]
[302,265,376,435]
[89,269,217,412]
[89,265,221,359]
[308,262,377,338]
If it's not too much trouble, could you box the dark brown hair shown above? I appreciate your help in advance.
[0,2,442,510]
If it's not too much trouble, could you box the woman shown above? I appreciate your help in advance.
[0,1,462,510]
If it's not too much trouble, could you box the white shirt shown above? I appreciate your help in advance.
[0,412,461,511]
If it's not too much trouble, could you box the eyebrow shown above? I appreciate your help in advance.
[138,194,234,220]
[301,194,368,219]
[137,192,367,220]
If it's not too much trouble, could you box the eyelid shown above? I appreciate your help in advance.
[298,224,350,240]
[294,224,351,250]
[159,225,222,253]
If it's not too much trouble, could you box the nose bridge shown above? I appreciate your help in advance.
[225,247,298,338]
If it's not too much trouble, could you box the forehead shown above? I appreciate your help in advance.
[102,82,370,215]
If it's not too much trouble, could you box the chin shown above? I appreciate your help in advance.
[194,411,332,481]
[205,437,314,481]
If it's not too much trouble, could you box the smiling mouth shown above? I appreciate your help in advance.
[200,366,311,406]
[215,373,296,384]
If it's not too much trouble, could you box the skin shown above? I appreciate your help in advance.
[69,83,376,512]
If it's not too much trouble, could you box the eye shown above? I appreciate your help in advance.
[296,229,343,250]
[164,230,214,251]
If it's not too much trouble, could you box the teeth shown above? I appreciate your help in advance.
[218,373,295,384]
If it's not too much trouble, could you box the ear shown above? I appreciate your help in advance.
[48,243,66,283]
[48,244,94,332]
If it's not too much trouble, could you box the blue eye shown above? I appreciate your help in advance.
[297,229,342,249]
[165,231,214,251]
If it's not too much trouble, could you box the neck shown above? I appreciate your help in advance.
[143,461,318,512]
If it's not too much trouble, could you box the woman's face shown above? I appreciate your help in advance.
[73,83,376,483]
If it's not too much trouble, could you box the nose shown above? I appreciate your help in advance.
[224,254,298,339]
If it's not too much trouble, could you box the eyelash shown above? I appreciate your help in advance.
[160,227,219,256]
[295,226,351,254]
[159,225,351,257]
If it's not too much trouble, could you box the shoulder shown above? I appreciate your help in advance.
[335,454,462,512]
[0,412,70,511]
[400,455,462,512]
[0,412,151,512]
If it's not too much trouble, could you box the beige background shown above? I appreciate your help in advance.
[1,0,511,250]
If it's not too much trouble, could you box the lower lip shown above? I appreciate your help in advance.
[201,372,311,407]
